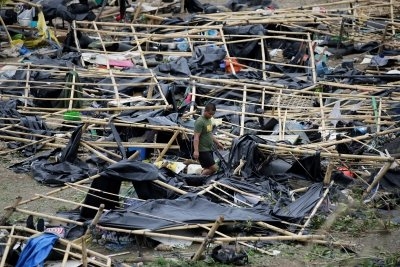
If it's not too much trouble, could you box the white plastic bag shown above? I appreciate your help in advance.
[17,8,35,27]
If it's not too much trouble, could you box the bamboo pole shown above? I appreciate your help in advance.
[0,225,15,267]
[4,174,101,209]
[130,25,148,69]
[277,88,283,140]
[0,16,13,46]
[213,185,252,207]
[15,207,85,226]
[201,224,276,255]
[192,216,224,261]
[364,161,392,195]
[68,67,77,110]
[256,221,296,237]
[3,226,112,266]
[82,140,122,160]
[97,224,325,243]
[61,242,72,267]
[35,194,105,214]
[323,162,334,185]
[240,85,247,136]
[298,181,334,235]
[0,197,22,226]
[0,135,56,156]
[307,34,317,84]
[82,237,88,267]
[23,63,31,108]
[155,130,180,162]
[319,93,327,141]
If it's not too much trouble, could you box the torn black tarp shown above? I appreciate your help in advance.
[223,24,267,69]
[188,46,227,74]
[30,124,95,186]
[59,124,83,163]
[80,160,185,218]
[228,134,270,178]
[31,159,92,187]
[0,100,20,128]
[272,182,324,221]
[33,0,98,23]
[154,57,191,77]
[98,193,279,231]
[214,178,291,209]
[287,153,323,182]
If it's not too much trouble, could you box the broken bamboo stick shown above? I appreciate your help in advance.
[0,196,22,225]
[192,216,224,261]
[155,130,180,162]
[364,161,392,195]
[298,181,334,235]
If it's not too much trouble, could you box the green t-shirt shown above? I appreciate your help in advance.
[194,116,213,152]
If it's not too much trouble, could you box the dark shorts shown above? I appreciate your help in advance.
[198,151,215,168]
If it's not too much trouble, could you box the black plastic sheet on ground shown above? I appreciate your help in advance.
[272,182,324,221]
[98,193,279,231]
[80,160,184,218]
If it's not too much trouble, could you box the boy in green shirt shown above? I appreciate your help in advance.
[193,103,223,175]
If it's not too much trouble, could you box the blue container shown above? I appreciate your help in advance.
[127,147,147,160]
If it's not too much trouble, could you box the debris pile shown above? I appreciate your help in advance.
[0,0,400,265]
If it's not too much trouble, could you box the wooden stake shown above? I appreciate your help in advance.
[323,162,334,185]
[192,216,224,261]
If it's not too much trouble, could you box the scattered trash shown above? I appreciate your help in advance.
[0,0,400,266]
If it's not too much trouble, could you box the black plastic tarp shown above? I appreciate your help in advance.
[29,124,96,186]
[98,194,279,230]
[34,0,97,22]
[80,160,184,218]
[31,160,91,186]
[228,134,270,178]
[272,182,324,221]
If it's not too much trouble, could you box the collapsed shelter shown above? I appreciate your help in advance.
[0,0,400,265]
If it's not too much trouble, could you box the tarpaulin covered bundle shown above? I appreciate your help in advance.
[98,194,279,230]
[80,160,184,218]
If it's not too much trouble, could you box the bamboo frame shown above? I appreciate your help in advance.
[1,2,399,264]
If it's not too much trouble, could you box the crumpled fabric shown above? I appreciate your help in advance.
[15,233,59,267]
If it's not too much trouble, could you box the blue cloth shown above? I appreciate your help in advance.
[16,233,59,267]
